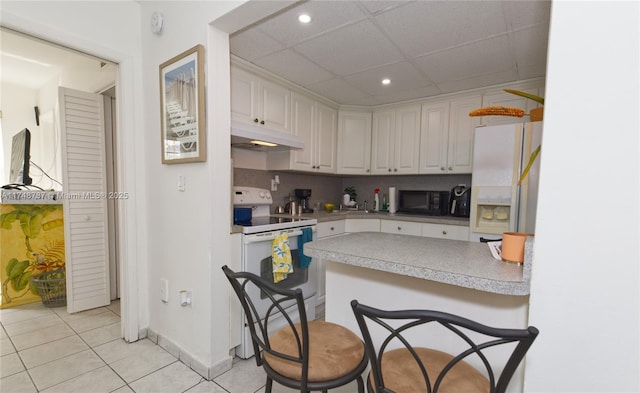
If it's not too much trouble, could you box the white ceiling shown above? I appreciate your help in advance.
[0,28,116,91]
[230,0,550,106]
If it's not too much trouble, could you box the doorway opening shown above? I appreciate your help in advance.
[0,28,121,313]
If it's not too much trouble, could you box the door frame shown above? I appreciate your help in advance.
[1,14,145,342]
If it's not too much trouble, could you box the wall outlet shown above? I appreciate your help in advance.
[160,279,169,303]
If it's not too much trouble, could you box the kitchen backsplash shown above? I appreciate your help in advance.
[234,168,471,211]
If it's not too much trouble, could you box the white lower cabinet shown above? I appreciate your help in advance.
[315,221,346,304]
[381,220,422,236]
[421,223,469,241]
[345,218,380,233]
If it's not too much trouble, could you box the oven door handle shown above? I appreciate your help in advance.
[243,227,316,244]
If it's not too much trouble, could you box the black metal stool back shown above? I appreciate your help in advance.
[351,300,539,393]
[223,266,367,393]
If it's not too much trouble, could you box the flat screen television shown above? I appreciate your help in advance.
[9,128,32,185]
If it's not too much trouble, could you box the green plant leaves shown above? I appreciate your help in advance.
[518,145,542,185]
[503,89,545,105]
[7,259,29,279]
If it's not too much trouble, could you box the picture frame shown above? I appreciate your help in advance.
[159,44,206,164]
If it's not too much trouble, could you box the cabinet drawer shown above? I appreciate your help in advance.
[381,220,422,236]
[317,220,346,238]
[345,219,380,233]
[421,223,469,241]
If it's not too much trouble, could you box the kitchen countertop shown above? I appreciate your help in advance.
[231,211,469,234]
[281,210,470,226]
[303,232,533,296]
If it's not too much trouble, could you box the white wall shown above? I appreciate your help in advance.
[137,0,247,375]
[525,2,639,392]
[0,83,39,184]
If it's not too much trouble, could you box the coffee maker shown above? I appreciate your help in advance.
[450,185,471,217]
[294,189,313,213]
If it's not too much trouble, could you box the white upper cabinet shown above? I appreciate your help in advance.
[337,111,372,175]
[272,92,337,173]
[371,104,421,175]
[231,67,290,133]
[419,95,480,174]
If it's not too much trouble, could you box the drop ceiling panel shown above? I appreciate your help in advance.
[255,0,368,47]
[512,25,549,75]
[229,1,550,106]
[229,27,285,62]
[304,77,371,105]
[503,0,552,30]
[413,35,514,84]
[343,61,433,97]
[375,1,507,58]
[294,19,404,76]
[252,49,334,87]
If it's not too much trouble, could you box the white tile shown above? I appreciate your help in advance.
[256,1,367,48]
[0,370,37,393]
[213,357,266,393]
[40,365,125,393]
[54,306,108,321]
[111,386,134,393]
[93,338,161,365]
[253,49,334,88]
[65,310,119,333]
[106,300,120,316]
[343,61,432,97]
[0,352,25,378]
[79,322,121,347]
[185,380,228,393]
[0,305,54,325]
[414,36,514,84]
[111,356,178,384]
[2,313,64,337]
[1,336,16,356]
[10,321,75,351]
[295,19,403,76]
[27,349,106,391]
[1,327,7,339]
[18,335,88,369]
[129,361,202,393]
[375,1,506,57]
[230,28,286,63]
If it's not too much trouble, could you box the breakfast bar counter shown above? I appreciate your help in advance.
[304,232,532,296]
[304,232,533,392]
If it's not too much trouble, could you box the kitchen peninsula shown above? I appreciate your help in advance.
[304,232,533,392]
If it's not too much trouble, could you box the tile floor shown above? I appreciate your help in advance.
[1,300,359,393]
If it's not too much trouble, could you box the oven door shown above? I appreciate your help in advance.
[237,226,317,358]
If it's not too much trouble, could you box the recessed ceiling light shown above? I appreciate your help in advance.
[382,78,391,85]
[298,13,311,24]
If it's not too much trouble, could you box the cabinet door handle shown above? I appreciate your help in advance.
[366,169,370,173]
[442,230,448,235]
[260,120,265,125]
[397,226,402,231]
[330,227,334,231]
[448,166,453,171]
[254,118,259,123]
[440,166,445,171]
[394,168,398,172]
[388,168,391,172]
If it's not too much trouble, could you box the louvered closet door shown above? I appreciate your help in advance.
[59,87,110,313]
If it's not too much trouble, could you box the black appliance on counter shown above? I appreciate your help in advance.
[397,190,450,216]
[294,188,314,213]
[450,185,471,217]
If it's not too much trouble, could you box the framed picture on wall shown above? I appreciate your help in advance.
[159,44,206,164]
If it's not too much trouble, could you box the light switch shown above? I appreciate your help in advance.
[178,175,185,192]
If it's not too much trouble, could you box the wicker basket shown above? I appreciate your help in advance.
[31,269,67,307]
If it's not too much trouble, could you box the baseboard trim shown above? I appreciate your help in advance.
[146,328,233,379]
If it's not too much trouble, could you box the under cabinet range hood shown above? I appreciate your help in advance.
[230,121,304,151]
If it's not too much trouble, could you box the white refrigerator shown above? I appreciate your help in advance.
[469,122,543,242]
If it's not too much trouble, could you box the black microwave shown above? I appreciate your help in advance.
[397,190,450,216]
